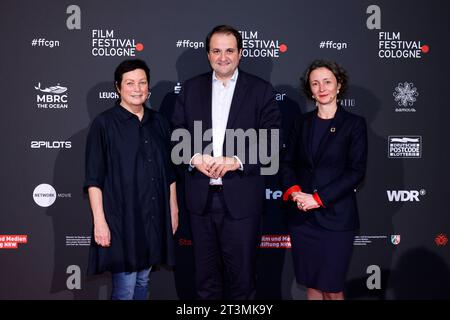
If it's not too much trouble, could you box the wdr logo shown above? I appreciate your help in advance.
[386,189,426,202]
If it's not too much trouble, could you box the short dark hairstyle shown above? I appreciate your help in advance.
[205,25,243,53]
[301,59,348,101]
[114,59,150,92]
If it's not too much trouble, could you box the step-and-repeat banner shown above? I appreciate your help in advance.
[1,0,449,299]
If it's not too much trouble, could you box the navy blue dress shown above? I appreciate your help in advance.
[288,114,356,293]
[84,102,176,275]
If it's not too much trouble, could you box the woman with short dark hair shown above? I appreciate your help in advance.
[281,59,367,300]
[84,59,178,300]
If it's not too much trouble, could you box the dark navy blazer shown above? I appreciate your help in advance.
[281,107,368,231]
[171,70,281,218]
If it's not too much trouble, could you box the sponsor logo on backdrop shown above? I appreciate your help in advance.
[31,141,72,149]
[0,235,28,249]
[393,82,419,112]
[99,91,119,99]
[378,32,428,59]
[387,189,426,202]
[176,30,287,58]
[388,136,422,158]
[391,235,401,245]
[35,82,69,109]
[340,98,356,107]
[353,235,388,246]
[174,82,182,94]
[366,6,429,59]
[30,38,60,48]
[66,265,81,290]
[366,265,381,290]
[240,30,287,58]
[175,40,204,49]
[91,29,144,57]
[33,183,72,208]
[260,235,291,248]
[66,5,81,30]
[266,188,282,200]
[435,233,448,247]
[318,40,348,50]
[66,236,91,246]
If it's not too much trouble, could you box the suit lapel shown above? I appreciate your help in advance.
[226,71,248,130]
[202,73,213,131]
[313,107,346,164]
[302,112,314,167]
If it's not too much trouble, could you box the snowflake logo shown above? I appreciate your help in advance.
[393,82,419,107]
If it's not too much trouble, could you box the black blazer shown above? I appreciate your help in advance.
[280,107,367,231]
[171,70,281,218]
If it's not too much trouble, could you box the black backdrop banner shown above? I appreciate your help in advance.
[0,0,449,300]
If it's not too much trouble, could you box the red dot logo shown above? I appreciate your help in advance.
[421,45,429,53]
[435,233,448,247]
[136,43,144,52]
[279,44,288,53]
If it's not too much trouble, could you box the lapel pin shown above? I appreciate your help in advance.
[330,127,336,133]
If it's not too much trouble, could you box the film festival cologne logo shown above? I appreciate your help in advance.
[91,29,144,57]
[175,29,288,58]
[366,5,430,59]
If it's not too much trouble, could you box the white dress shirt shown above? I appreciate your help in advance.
[189,69,243,185]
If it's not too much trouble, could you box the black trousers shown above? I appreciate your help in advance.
[189,187,261,300]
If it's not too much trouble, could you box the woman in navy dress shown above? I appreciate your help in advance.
[84,59,178,299]
[281,60,367,300]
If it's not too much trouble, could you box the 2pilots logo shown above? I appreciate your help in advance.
[31,141,72,149]
[91,29,144,57]
[33,183,71,208]
[35,82,68,109]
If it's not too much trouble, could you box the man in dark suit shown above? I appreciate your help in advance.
[171,25,281,299]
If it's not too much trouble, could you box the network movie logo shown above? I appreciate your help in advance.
[378,32,429,59]
[91,29,144,57]
[388,136,422,158]
[35,82,68,109]
[33,183,72,208]
[386,189,426,202]
[31,141,72,149]
[393,82,419,112]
